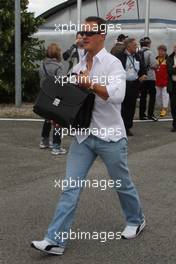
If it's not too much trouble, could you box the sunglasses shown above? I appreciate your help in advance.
[79,31,102,37]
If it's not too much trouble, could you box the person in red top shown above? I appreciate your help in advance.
[155,45,169,117]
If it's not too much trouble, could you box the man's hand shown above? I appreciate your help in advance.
[51,120,61,127]
[76,70,109,100]
[139,74,147,82]
[76,70,92,89]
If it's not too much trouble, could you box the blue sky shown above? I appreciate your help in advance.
[28,0,66,16]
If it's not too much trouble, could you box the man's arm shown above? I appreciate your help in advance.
[90,83,109,100]
[76,71,108,100]
[63,44,77,61]
[76,59,126,103]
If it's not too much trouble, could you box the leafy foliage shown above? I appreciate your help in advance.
[0,0,45,102]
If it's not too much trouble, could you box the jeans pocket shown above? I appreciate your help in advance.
[118,138,128,154]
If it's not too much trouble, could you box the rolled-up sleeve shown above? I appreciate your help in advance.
[106,59,126,104]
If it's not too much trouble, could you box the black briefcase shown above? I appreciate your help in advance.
[33,77,95,129]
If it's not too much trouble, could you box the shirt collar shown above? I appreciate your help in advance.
[125,49,134,56]
[81,47,107,64]
[94,47,107,62]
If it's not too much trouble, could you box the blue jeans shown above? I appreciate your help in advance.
[45,135,144,247]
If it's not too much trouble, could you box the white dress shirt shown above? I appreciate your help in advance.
[72,47,127,143]
[77,48,85,62]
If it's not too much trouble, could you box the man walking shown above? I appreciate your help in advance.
[31,17,145,255]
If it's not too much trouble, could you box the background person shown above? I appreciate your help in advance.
[63,31,85,73]
[116,38,147,136]
[167,43,176,132]
[39,43,67,155]
[110,34,128,56]
[139,37,158,121]
[155,45,169,117]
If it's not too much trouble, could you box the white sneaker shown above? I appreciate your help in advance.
[51,148,67,155]
[49,141,53,149]
[39,139,53,149]
[121,220,146,239]
[31,239,64,255]
[39,141,49,149]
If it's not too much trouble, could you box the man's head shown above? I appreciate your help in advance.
[117,34,128,43]
[80,16,107,53]
[124,38,137,54]
[140,37,151,48]
[76,32,84,48]
[157,45,167,57]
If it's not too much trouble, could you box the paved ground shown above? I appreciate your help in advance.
[0,120,176,264]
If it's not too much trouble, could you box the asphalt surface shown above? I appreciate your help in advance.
[0,120,176,264]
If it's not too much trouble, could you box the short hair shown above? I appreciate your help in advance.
[124,38,136,48]
[157,45,167,52]
[46,43,61,62]
[140,37,151,47]
[85,16,107,34]
[117,34,128,42]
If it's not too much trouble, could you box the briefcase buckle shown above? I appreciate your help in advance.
[53,98,61,106]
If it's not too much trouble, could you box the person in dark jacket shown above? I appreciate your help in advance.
[110,34,128,56]
[167,43,176,132]
[63,31,85,73]
[39,43,67,155]
[116,38,147,136]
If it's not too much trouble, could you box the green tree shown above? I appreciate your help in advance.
[0,0,45,102]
